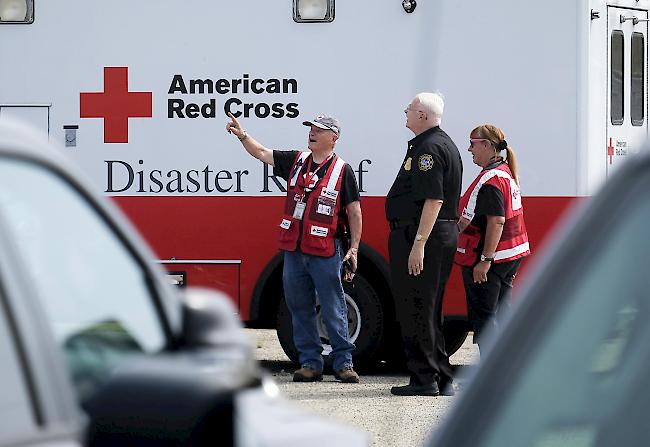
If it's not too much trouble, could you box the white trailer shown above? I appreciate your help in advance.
[0,0,647,365]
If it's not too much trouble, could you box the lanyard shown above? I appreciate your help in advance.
[483,158,505,171]
[303,153,334,191]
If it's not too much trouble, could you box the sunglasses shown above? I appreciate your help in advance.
[469,138,490,148]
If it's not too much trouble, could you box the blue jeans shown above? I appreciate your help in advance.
[282,240,355,372]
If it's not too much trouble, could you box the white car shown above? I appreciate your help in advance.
[0,119,367,446]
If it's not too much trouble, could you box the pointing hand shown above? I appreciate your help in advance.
[225,112,246,140]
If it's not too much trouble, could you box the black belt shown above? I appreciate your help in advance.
[389,217,456,230]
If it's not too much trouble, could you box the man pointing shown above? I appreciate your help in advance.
[226,112,362,383]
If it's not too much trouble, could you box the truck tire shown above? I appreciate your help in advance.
[276,273,384,370]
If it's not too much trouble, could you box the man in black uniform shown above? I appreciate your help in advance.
[386,92,463,396]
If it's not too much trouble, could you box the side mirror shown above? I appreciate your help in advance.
[85,288,261,445]
[180,287,251,351]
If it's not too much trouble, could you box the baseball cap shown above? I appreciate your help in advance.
[302,114,341,136]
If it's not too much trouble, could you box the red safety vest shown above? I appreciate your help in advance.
[278,151,347,257]
[455,162,530,266]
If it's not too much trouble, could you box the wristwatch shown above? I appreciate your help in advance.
[480,254,495,263]
[415,233,427,242]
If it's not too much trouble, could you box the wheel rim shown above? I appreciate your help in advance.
[317,292,361,355]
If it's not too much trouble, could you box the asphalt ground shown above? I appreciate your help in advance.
[246,328,480,447]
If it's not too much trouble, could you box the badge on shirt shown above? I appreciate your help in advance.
[293,201,306,220]
[321,188,339,200]
[418,154,434,171]
[316,196,336,216]
[404,157,412,171]
[310,225,329,237]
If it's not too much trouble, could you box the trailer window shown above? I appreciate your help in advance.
[611,30,624,126]
[0,0,34,24]
[631,32,645,126]
[293,0,334,23]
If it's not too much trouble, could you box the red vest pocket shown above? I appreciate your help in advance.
[278,219,299,251]
[455,231,481,266]
[300,225,334,256]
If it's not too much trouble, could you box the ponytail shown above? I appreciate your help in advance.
[505,146,520,185]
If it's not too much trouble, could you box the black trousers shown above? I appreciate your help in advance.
[389,221,457,386]
[461,258,522,352]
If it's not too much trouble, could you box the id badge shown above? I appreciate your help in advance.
[316,196,334,216]
[293,201,306,220]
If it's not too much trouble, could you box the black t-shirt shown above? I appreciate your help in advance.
[273,150,360,208]
[471,184,505,230]
[471,183,505,264]
[385,126,463,221]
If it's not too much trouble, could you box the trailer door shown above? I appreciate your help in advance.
[607,7,648,176]
[0,105,49,137]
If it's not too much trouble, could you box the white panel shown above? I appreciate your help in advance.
[432,0,581,196]
[0,106,49,137]
[0,1,647,197]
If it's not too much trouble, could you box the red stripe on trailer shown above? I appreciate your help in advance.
[112,195,578,320]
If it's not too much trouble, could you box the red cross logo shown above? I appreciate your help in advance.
[80,67,152,143]
[607,137,614,164]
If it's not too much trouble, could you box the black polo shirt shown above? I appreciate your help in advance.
[385,126,462,221]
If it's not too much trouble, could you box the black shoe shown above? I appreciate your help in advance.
[390,383,440,396]
[439,379,457,396]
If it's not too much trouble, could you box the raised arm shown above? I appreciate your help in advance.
[225,112,274,166]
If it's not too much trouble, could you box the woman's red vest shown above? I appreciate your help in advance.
[278,151,347,257]
[455,162,530,266]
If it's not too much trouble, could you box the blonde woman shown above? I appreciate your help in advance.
[456,124,530,352]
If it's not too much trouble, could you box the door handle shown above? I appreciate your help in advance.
[620,15,649,25]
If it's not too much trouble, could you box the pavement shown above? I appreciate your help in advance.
[246,328,480,447]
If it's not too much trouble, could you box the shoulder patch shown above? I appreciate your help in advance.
[418,154,434,171]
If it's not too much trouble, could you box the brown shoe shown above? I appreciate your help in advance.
[293,366,323,382]
[334,367,360,383]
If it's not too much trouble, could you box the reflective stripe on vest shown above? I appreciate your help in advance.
[494,241,530,262]
[326,158,346,190]
[461,168,522,222]
[455,163,530,266]
[288,152,311,187]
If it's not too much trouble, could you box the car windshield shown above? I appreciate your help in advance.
[473,175,650,446]
[0,158,166,402]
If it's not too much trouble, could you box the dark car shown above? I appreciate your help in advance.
[431,149,650,446]
[0,119,367,446]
